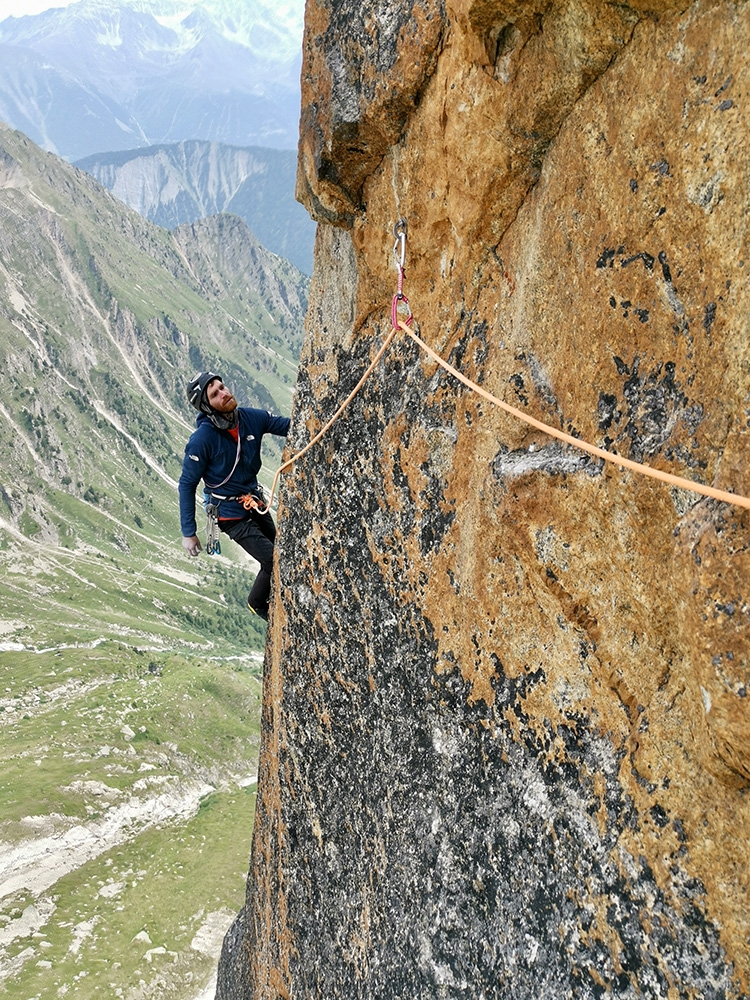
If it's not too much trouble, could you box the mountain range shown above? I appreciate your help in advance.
[0,0,304,160]
[76,140,316,275]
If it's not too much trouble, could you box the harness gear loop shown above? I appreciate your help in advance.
[204,498,222,555]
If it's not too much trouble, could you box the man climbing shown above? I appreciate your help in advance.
[179,371,290,621]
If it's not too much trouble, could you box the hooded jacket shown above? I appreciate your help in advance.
[178,407,290,537]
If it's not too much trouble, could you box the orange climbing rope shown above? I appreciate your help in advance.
[398,320,750,511]
[248,222,750,516]
[242,324,399,514]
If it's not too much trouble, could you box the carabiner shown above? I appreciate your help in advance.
[391,218,412,328]
[391,292,413,330]
[393,218,407,269]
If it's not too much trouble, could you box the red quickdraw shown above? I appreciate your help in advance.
[391,218,413,329]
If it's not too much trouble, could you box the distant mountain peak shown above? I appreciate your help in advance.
[0,0,304,158]
[76,139,315,275]
[122,0,304,62]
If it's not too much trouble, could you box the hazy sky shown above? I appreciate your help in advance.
[0,0,79,17]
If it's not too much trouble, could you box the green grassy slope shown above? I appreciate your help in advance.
[0,121,307,656]
[0,644,262,999]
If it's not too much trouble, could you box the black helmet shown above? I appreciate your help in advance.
[187,371,222,414]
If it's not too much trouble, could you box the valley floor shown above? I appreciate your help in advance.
[0,642,262,1000]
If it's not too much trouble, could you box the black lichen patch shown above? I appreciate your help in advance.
[598,392,621,431]
[596,247,658,328]
[597,245,624,269]
[703,301,717,337]
[509,372,528,405]
[448,316,491,382]
[650,160,671,176]
[602,356,703,464]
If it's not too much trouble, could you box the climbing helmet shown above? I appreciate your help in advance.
[187,371,222,413]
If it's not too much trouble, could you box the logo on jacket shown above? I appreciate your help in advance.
[246,435,255,441]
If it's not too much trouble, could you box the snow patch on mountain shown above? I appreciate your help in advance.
[95,21,124,46]
[116,0,303,63]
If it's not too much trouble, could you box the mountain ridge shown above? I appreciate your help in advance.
[76,140,316,275]
[0,0,304,159]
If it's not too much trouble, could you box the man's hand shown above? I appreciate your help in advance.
[182,535,202,557]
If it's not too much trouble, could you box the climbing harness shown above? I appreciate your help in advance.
[238,484,271,512]
[252,220,750,515]
[200,426,261,551]
[202,482,270,551]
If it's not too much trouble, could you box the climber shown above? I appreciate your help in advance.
[178,371,290,621]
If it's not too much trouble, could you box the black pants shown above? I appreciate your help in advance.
[221,511,277,611]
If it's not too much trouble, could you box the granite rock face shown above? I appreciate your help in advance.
[218,2,750,998]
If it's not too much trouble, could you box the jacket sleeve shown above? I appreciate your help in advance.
[178,437,206,537]
[264,412,291,437]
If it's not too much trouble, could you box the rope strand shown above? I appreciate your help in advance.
[247,310,750,516]
[399,320,750,512]
[249,325,399,513]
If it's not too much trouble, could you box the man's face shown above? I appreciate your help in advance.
[205,379,237,413]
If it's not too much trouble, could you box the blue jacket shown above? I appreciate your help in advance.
[178,407,290,537]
